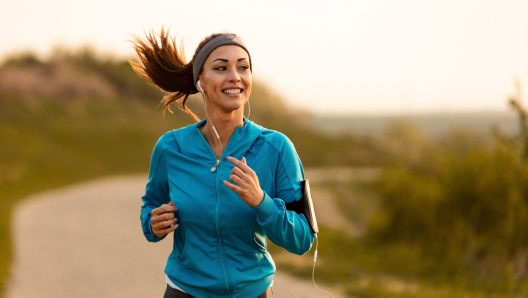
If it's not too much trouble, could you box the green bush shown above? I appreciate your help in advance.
[370,108,528,282]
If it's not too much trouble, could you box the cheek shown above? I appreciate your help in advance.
[242,75,252,90]
[202,77,222,93]
[243,83,252,96]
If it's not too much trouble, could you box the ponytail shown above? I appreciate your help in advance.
[130,28,200,121]
[130,29,239,122]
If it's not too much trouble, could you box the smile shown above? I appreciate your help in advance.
[223,89,242,94]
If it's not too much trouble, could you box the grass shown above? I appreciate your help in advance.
[0,97,191,296]
[273,236,528,298]
[0,95,372,297]
[268,179,528,298]
[3,96,524,298]
[8,50,524,297]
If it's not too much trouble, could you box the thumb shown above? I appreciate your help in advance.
[242,157,247,164]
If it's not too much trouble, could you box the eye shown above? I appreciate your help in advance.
[238,65,249,71]
[213,66,227,71]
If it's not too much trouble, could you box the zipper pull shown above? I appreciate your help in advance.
[211,159,221,172]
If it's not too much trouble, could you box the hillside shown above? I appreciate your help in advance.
[0,49,385,296]
[2,49,527,297]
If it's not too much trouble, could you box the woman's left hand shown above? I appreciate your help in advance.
[223,156,264,207]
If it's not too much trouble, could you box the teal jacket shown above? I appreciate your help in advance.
[141,119,315,298]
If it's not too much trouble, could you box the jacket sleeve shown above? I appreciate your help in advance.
[251,135,315,255]
[140,137,171,242]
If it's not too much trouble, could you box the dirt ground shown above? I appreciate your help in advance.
[6,174,348,298]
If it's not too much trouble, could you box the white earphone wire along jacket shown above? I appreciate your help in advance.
[197,80,222,172]
[275,235,336,297]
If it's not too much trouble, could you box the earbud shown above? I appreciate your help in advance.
[197,80,204,94]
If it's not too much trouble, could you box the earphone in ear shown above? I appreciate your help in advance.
[197,80,204,94]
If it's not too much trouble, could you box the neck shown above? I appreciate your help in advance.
[200,109,244,159]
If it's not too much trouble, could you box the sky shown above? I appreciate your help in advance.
[1,0,528,115]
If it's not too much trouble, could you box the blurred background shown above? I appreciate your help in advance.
[1,0,528,297]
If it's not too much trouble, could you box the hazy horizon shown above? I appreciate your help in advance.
[2,0,527,115]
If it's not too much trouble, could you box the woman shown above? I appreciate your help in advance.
[131,29,315,298]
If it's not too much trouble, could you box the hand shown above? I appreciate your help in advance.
[150,201,178,238]
[223,156,264,207]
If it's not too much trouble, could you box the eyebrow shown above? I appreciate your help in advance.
[211,58,248,63]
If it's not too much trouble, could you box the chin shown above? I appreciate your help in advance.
[224,98,247,108]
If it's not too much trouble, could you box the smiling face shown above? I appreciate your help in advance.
[198,45,252,116]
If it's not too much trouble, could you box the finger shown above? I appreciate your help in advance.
[151,211,177,228]
[155,218,177,230]
[154,212,175,223]
[231,166,247,179]
[164,202,177,212]
[151,206,175,217]
[223,180,242,193]
[226,156,251,172]
[156,223,179,237]
[242,157,247,164]
[227,156,255,175]
[153,216,176,228]
[229,174,244,186]
[151,203,177,216]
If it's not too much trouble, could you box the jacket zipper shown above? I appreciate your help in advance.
[214,170,230,294]
[196,127,241,295]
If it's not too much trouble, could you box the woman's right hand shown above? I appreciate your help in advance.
[150,201,178,238]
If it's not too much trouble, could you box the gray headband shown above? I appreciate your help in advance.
[192,34,252,85]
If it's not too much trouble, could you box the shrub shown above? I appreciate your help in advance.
[370,88,528,280]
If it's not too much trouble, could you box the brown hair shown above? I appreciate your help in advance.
[129,28,224,121]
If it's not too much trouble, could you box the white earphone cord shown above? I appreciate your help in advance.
[198,82,223,157]
[312,235,336,297]
[275,235,336,298]
[273,277,299,298]
[198,81,250,157]
[246,99,250,120]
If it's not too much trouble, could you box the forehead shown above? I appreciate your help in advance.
[206,45,249,62]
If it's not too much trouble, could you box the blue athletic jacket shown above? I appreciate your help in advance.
[141,118,315,298]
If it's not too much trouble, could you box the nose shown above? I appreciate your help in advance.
[227,67,241,82]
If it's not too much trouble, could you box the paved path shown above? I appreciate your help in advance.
[6,175,347,298]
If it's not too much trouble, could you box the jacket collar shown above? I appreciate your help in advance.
[174,117,264,162]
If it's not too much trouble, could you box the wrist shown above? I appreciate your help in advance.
[249,190,265,207]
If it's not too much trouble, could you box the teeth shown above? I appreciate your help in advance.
[223,89,241,94]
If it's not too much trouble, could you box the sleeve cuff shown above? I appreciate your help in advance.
[252,192,278,224]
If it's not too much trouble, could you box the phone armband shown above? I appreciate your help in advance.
[285,179,319,233]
